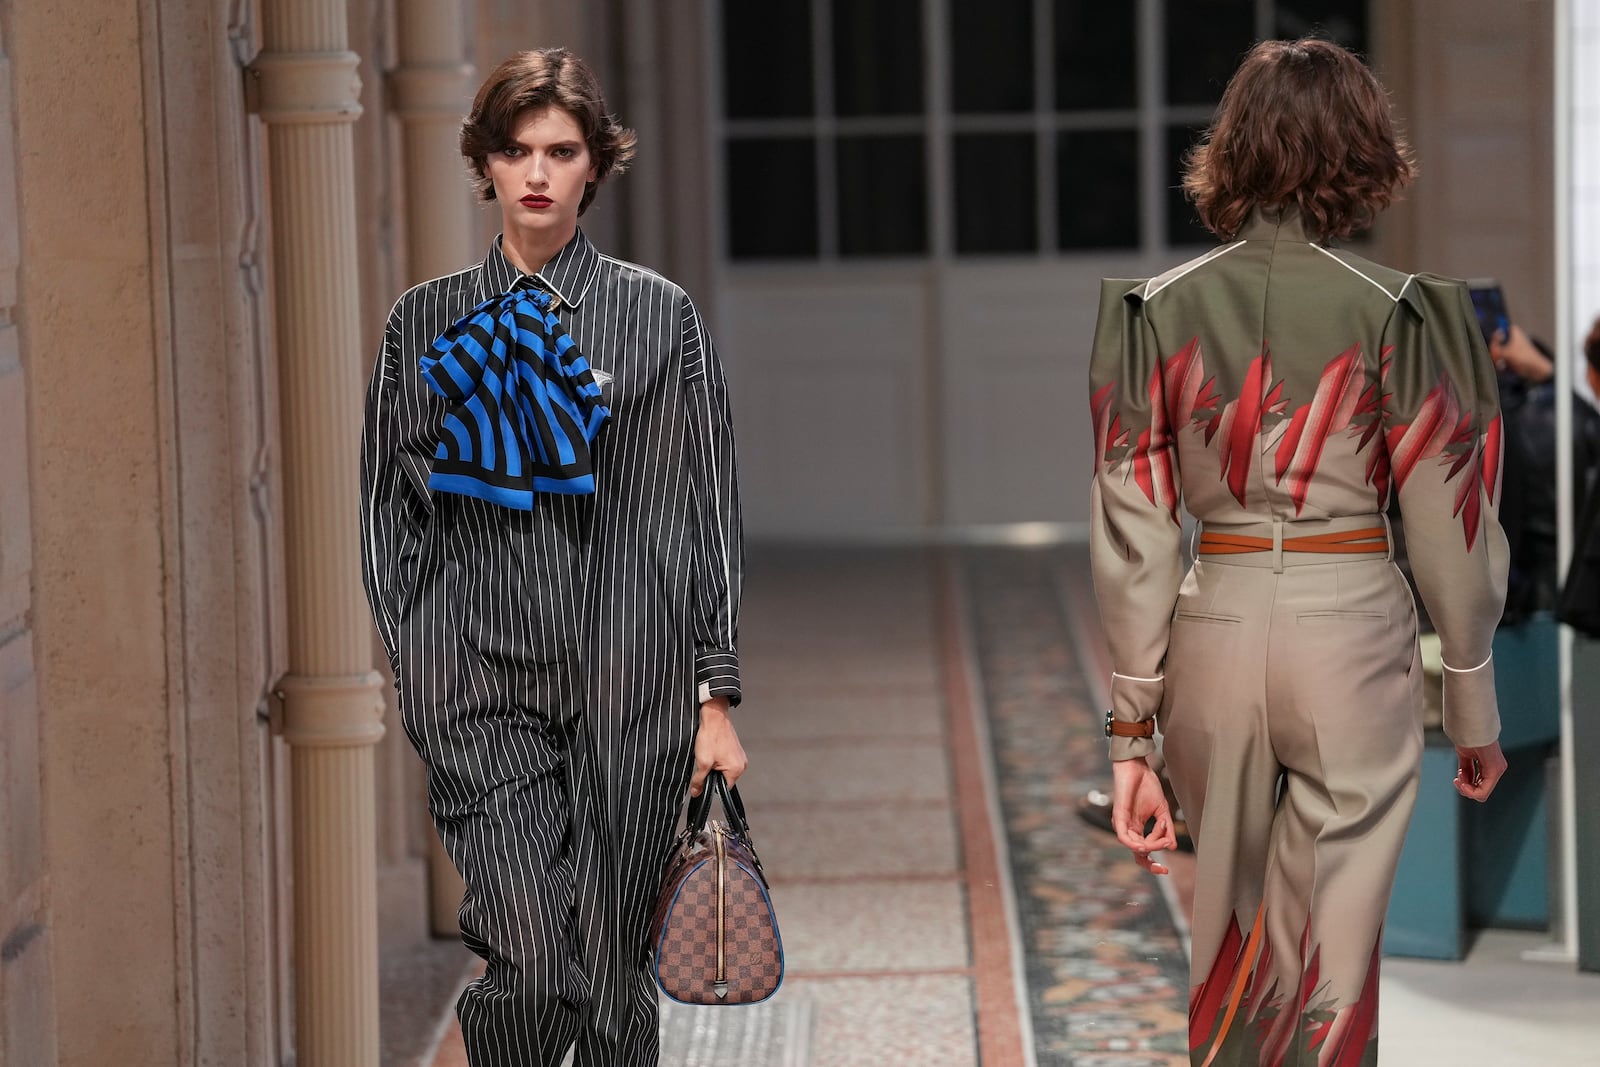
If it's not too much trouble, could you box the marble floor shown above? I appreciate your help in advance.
[1381,929,1600,1066]
[397,546,1600,1067]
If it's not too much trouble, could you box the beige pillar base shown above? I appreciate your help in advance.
[276,672,386,1066]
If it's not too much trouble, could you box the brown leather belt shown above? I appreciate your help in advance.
[1194,516,1392,572]
[1198,526,1390,556]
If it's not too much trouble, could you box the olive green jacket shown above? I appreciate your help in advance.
[1090,210,1508,759]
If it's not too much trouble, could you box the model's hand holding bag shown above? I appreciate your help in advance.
[649,771,784,1005]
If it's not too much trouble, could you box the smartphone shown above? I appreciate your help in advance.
[1467,279,1510,345]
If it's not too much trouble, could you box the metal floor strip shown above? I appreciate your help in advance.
[656,995,815,1066]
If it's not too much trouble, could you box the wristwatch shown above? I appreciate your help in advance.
[1104,709,1155,739]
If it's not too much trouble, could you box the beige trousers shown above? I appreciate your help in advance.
[1161,517,1422,1067]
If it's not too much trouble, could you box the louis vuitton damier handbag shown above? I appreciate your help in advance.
[649,771,784,1005]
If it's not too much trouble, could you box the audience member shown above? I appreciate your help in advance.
[1556,316,1600,636]
[1490,319,1600,621]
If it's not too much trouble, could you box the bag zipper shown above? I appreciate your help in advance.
[713,823,728,1000]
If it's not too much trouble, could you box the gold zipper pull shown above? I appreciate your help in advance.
[713,824,728,999]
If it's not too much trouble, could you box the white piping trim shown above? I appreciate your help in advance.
[1112,671,1165,684]
[1142,241,1248,300]
[1310,243,1414,302]
[1441,651,1494,673]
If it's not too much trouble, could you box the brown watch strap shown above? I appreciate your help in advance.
[1104,710,1155,739]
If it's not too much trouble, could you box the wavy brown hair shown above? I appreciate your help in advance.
[1182,38,1415,242]
[460,49,637,215]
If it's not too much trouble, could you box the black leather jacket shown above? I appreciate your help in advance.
[1499,368,1600,622]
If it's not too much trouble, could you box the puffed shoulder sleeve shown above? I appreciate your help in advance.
[1380,275,1508,748]
[1088,279,1185,761]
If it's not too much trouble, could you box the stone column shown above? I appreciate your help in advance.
[392,2,475,281]
[247,3,385,1064]
[391,0,475,937]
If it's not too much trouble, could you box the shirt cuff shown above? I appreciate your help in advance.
[1108,734,1157,761]
[1441,652,1500,748]
[1107,671,1164,761]
[695,648,742,707]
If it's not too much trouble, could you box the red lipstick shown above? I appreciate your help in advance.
[520,194,552,208]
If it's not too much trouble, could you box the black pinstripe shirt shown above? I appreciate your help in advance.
[361,229,744,714]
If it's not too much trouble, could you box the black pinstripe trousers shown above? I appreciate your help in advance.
[397,493,695,1067]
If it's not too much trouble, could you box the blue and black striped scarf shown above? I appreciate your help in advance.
[420,286,610,508]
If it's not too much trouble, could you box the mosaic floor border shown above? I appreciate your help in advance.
[961,547,1190,1066]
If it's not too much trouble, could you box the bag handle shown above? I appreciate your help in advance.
[686,771,751,839]
[685,771,768,884]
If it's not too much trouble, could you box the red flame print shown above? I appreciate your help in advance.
[1214,348,1277,508]
[1273,344,1367,514]
[1382,370,1500,551]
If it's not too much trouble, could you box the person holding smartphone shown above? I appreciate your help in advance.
[1481,309,1600,621]
[1558,316,1600,634]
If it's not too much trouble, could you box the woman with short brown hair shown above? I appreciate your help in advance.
[1182,36,1415,244]
[362,48,747,1067]
[458,49,637,213]
[1090,38,1507,1065]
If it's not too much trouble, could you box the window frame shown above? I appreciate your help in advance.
[710,0,1364,264]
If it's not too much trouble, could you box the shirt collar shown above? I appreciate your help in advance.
[1236,207,1316,244]
[480,229,602,309]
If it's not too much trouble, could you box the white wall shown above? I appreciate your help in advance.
[1573,0,1600,400]
[720,256,1158,540]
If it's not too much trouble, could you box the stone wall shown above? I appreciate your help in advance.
[2,0,287,1061]
[9,0,181,1059]
[0,7,57,1066]
[144,1,285,1060]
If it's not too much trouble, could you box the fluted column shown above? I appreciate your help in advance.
[392,2,476,281]
[247,3,385,1065]
[391,0,475,936]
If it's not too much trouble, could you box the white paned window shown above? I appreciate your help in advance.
[714,0,1368,262]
